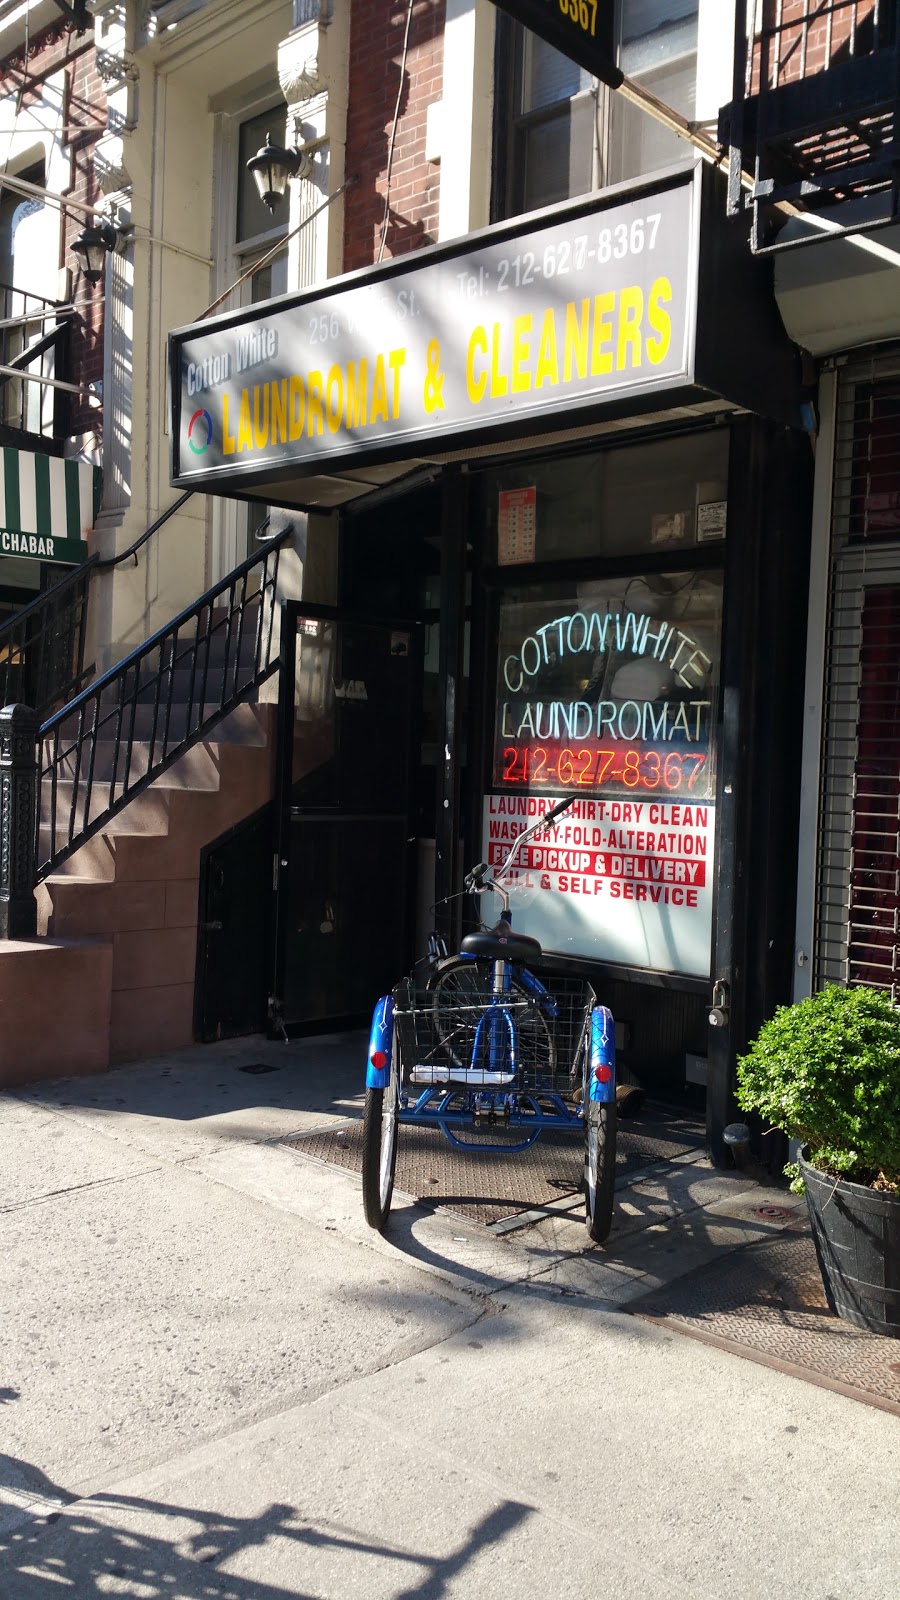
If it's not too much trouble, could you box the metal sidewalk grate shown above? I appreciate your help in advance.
[285,1105,705,1227]
[630,1225,900,1415]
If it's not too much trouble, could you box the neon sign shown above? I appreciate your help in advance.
[493,582,722,805]
[502,744,707,793]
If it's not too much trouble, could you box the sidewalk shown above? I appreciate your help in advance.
[1,1032,897,1598]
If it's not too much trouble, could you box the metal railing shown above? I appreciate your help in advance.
[37,527,289,879]
[750,0,894,94]
[0,493,196,718]
[0,283,73,440]
[724,0,899,250]
[0,556,97,714]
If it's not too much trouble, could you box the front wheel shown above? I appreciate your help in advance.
[585,1104,616,1244]
[362,1078,399,1231]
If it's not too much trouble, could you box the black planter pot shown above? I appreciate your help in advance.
[800,1152,900,1338]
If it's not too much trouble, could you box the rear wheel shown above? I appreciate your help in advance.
[428,956,555,1079]
[585,1104,616,1244]
[362,1048,399,1230]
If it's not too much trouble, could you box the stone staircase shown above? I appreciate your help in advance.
[0,604,277,1087]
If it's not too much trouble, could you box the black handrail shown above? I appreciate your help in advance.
[96,491,195,570]
[37,522,292,879]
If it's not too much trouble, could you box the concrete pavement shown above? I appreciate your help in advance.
[1,1031,897,1598]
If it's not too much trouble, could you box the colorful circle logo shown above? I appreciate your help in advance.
[188,408,213,455]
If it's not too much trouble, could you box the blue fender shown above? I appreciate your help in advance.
[588,1005,616,1104]
[366,995,394,1089]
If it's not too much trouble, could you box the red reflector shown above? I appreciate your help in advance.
[594,1063,612,1083]
[370,1050,388,1070]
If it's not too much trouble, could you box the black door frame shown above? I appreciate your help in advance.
[708,415,814,1163]
[453,413,813,1159]
[269,598,423,1036]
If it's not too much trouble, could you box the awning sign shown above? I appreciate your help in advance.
[0,448,98,565]
[171,177,695,485]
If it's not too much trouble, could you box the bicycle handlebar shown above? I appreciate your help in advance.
[542,794,578,827]
[468,794,579,915]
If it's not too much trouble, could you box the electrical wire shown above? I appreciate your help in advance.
[377,0,415,265]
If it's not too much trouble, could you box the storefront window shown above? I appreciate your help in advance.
[483,569,723,975]
[483,430,728,565]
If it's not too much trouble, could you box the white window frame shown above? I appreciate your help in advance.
[210,84,290,580]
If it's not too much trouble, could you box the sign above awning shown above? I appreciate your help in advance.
[0,447,100,566]
[168,168,805,509]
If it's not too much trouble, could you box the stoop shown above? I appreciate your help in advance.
[30,704,275,1073]
[0,938,113,1087]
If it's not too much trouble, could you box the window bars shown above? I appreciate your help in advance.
[726,1,899,250]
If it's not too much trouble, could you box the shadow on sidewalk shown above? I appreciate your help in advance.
[0,1460,534,1598]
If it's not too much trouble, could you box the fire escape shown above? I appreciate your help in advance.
[720,0,900,252]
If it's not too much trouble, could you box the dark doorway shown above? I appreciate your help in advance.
[270,603,422,1034]
[196,805,273,1041]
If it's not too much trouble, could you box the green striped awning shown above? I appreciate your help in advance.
[0,447,102,566]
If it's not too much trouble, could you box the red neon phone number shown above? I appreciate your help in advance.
[502,745,708,792]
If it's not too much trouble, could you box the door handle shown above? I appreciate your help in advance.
[202,920,223,931]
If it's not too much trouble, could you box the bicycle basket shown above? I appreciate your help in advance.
[393,973,596,1096]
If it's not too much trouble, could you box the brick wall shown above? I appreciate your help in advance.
[0,20,106,442]
[343,0,444,272]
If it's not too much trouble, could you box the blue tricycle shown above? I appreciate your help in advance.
[362,794,617,1242]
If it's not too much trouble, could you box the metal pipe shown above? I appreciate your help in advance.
[197,175,358,320]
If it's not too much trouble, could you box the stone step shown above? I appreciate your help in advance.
[49,699,269,749]
[96,656,264,705]
[43,738,223,791]
[37,833,117,881]
[172,608,267,670]
[39,782,171,838]
[37,875,198,941]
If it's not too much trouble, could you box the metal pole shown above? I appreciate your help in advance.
[0,704,39,940]
[619,64,900,270]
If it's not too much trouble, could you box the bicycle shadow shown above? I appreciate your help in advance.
[0,1467,535,1598]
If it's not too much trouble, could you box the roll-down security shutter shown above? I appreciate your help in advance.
[816,351,900,994]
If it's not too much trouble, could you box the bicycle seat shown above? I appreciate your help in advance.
[459,928,543,964]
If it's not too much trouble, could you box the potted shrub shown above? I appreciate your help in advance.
[736,984,900,1337]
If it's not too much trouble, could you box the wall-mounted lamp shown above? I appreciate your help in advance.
[246,133,312,214]
[70,219,119,283]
